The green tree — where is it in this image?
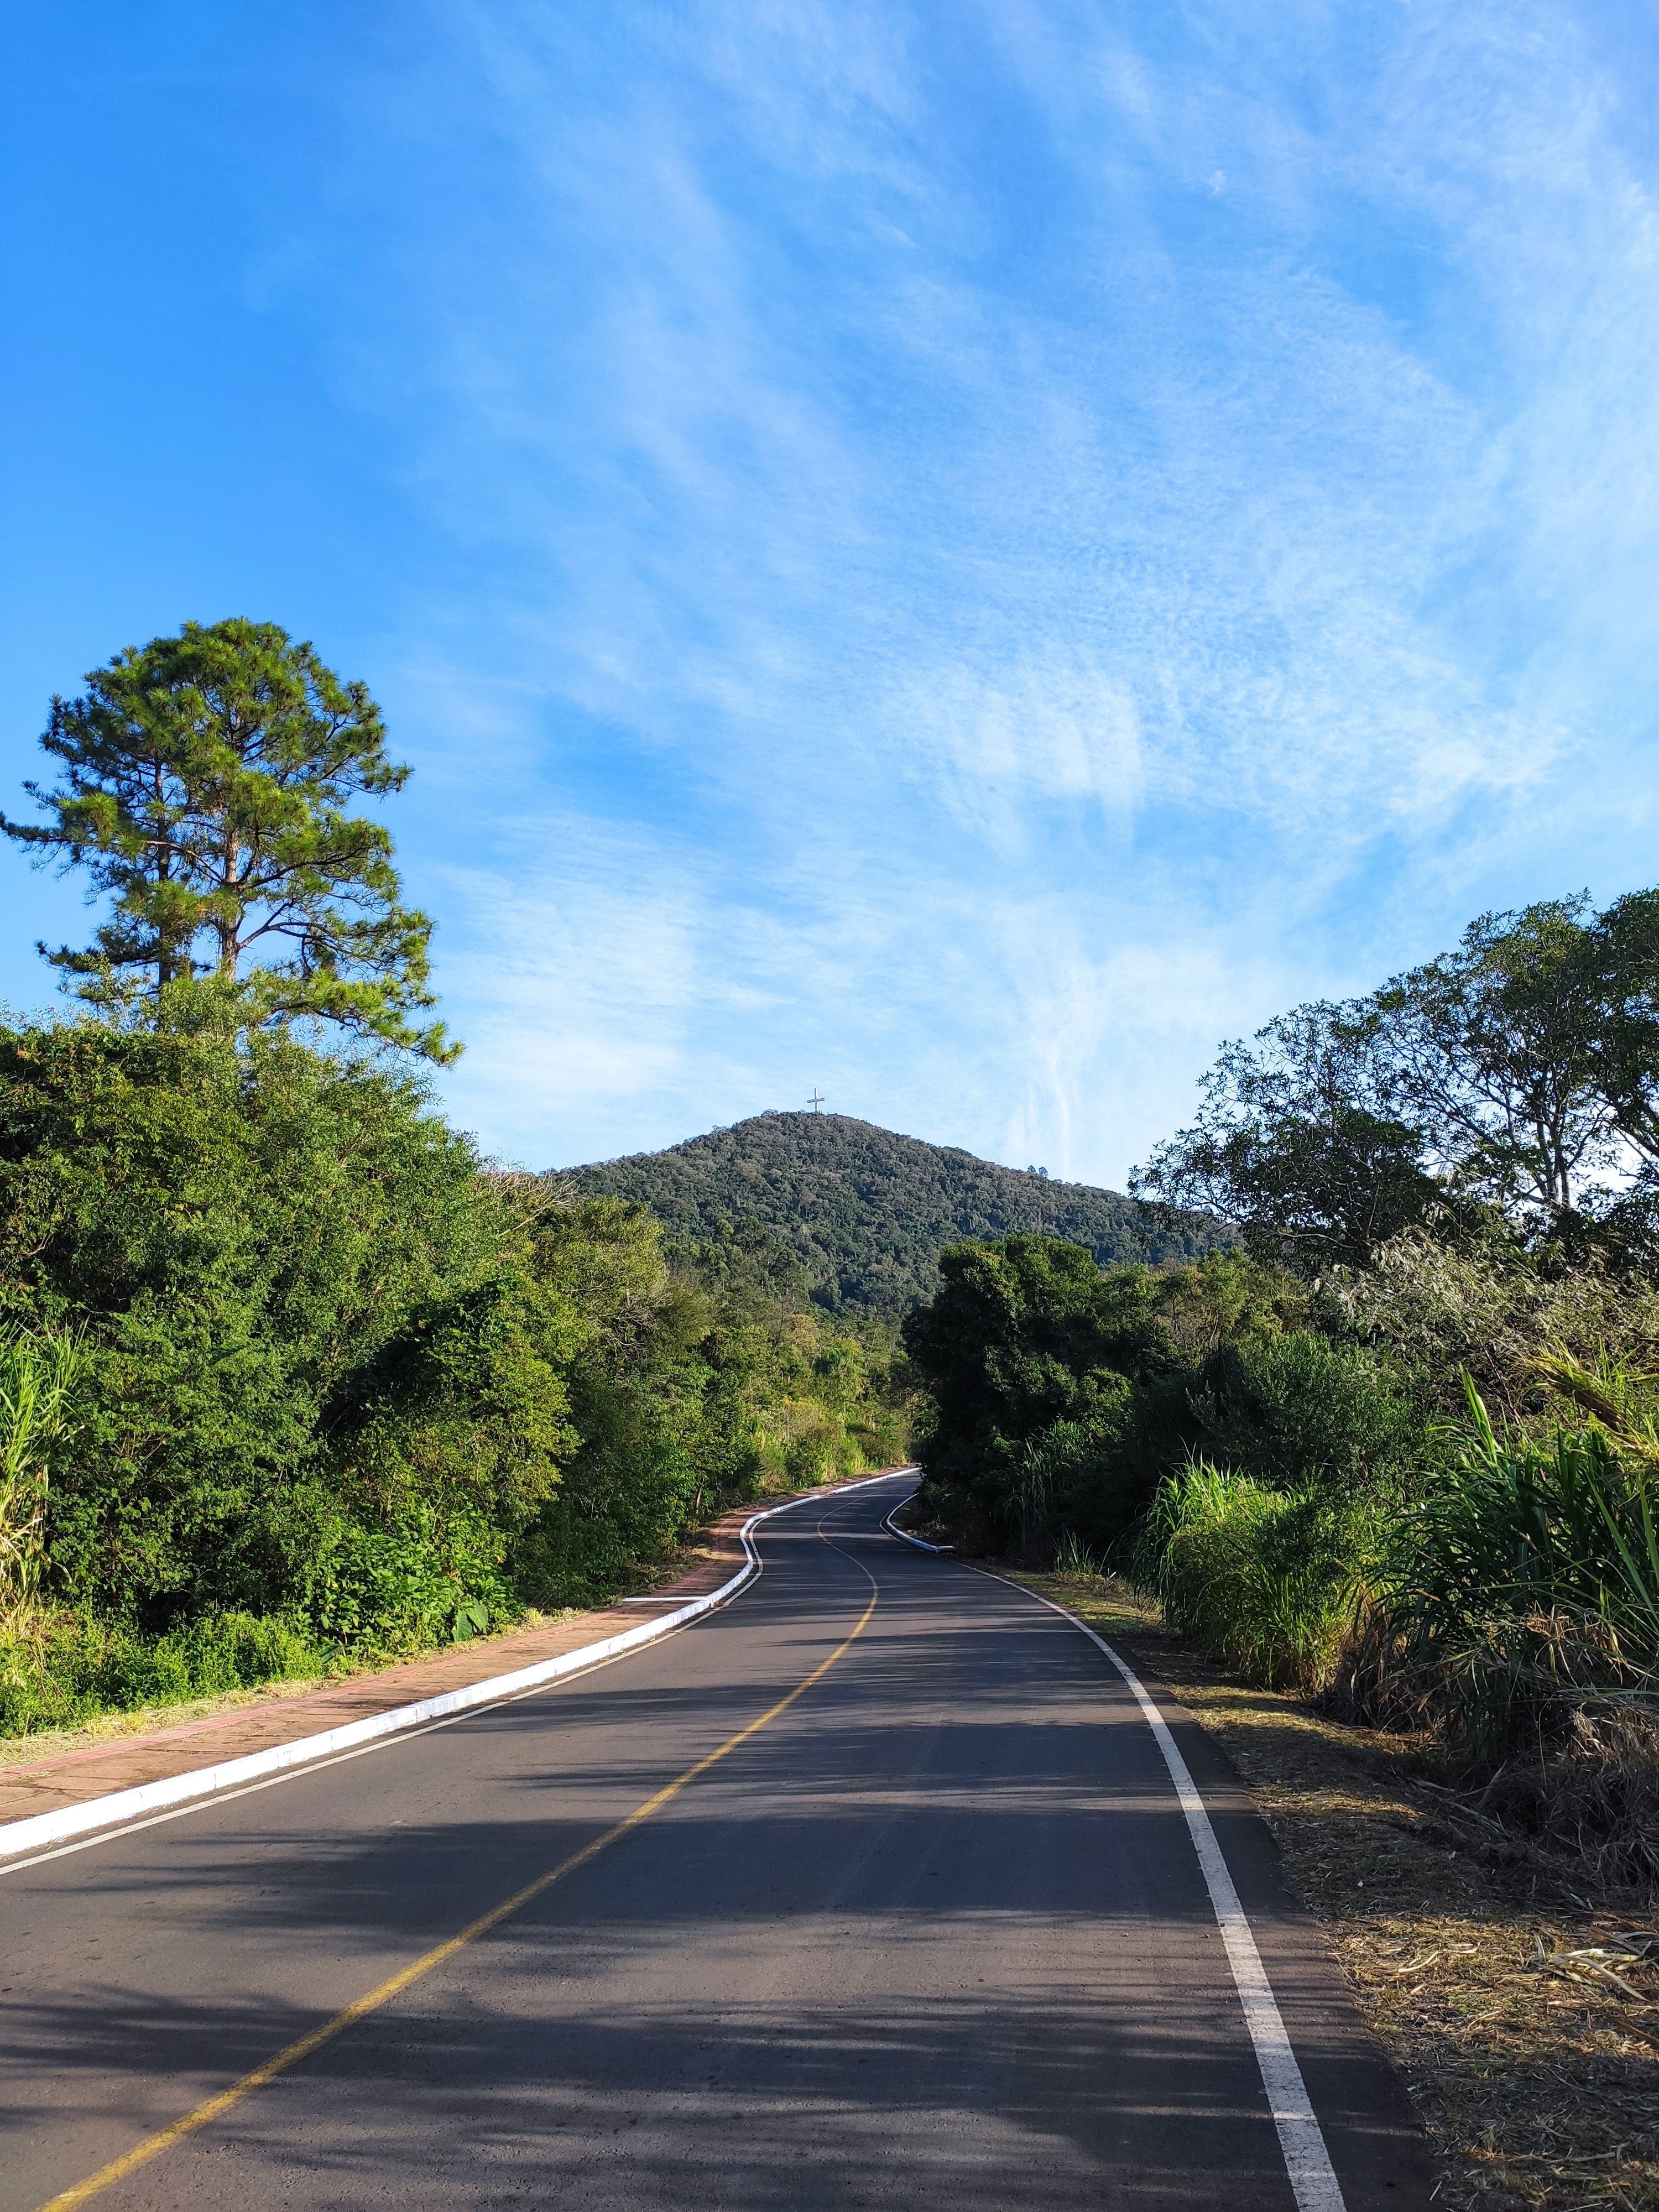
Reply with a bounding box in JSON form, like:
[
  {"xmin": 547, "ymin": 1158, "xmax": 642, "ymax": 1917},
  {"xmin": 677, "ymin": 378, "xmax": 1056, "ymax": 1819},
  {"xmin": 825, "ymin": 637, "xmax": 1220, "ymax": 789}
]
[
  {"xmin": 1376, "ymin": 898, "xmax": 1614, "ymax": 1232},
  {"xmin": 0, "ymin": 1023, "xmax": 508, "ymax": 1617},
  {"xmin": 1132, "ymin": 1001, "xmax": 1439, "ymax": 1272},
  {"xmin": 2, "ymin": 618, "xmax": 455, "ymax": 1061},
  {"xmin": 1580, "ymin": 886, "xmax": 1659, "ymax": 1251},
  {"xmin": 1136, "ymin": 898, "xmax": 1635, "ymax": 1268},
  {"xmin": 901, "ymin": 1237, "xmax": 1167, "ymax": 1504}
]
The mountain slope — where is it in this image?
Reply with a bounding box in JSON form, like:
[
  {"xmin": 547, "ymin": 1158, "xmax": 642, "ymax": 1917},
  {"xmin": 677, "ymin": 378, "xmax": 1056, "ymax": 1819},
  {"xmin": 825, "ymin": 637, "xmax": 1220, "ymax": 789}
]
[{"xmin": 559, "ymin": 1112, "xmax": 1229, "ymax": 1321}]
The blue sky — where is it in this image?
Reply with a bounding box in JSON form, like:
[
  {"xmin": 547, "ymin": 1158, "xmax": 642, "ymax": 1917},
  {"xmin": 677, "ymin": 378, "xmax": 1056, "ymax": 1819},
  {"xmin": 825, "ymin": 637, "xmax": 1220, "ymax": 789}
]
[{"xmin": 3, "ymin": 2, "xmax": 1657, "ymax": 1183}]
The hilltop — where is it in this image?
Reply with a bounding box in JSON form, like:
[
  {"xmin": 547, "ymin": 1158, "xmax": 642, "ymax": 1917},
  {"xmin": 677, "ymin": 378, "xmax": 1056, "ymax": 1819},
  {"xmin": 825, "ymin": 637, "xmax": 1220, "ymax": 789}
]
[{"xmin": 557, "ymin": 1112, "xmax": 1229, "ymax": 1322}]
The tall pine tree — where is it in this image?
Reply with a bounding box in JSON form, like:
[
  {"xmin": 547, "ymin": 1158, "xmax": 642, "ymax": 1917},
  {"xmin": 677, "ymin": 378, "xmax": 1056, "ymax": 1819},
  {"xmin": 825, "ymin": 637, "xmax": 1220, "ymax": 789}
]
[{"xmin": 3, "ymin": 619, "xmax": 456, "ymax": 1061}]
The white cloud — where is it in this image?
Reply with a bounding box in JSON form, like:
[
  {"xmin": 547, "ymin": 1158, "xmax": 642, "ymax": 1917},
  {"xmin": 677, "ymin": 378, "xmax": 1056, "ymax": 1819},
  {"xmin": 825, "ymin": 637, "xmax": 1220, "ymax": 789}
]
[{"xmin": 319, "ymin": 0, "xmax": 1659, "ymax": 1181}]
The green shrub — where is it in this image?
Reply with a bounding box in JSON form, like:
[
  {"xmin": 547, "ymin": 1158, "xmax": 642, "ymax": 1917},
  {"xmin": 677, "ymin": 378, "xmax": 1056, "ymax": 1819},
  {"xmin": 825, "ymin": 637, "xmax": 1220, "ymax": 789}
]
[
  {"xmin": 1366, "ymin": 1380, "xmax": 1659, "ymax": 1757},
  {"xmin": 1183, "ymin": 1330, "xmax": 1420, "ymax": 1493},
  {"xmin": 904, "ymin": 1238, "xmax": 1423, "ymax": 1558},
  {"xmin": 1135, "ymin": 1461, "xmax": 1377, "ymax": 1691},
  {"xmin": 288, "ymin": 1494, "xmax": 514, "ymax": 1653},
  {"xmin": 0, "ymin": 1608, "xmax": 320, "ymax": 1738}
]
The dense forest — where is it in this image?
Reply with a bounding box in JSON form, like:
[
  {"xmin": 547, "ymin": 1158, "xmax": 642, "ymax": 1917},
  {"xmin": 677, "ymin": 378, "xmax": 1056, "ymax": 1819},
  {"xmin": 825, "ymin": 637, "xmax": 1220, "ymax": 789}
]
[
  {"xmin": 564, "ymin": 1111, "xmax": 1227, "ymax": 1321},
  {"xmin": 905, "ymin": 895, "xmax": 1659, "ymax": 1888},
  {"xmin": 0, "ymin": 623, "xmax": 911, "ymax": 1736}
]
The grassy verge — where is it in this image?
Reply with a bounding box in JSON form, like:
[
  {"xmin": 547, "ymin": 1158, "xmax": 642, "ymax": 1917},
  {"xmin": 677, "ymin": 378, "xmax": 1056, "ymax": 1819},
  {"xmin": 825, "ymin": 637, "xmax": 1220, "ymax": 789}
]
[
  {"xmin": 0, "ymin": 1604, "xmax": 593, "ymax": 1773},
  {"xmin": 0, "ymin": 1474, "xmax": 825, "ymax": 1769},
  {"xmin": 1010, "ymin": 1566, "xmax": 1659, "ymax": 2212}
]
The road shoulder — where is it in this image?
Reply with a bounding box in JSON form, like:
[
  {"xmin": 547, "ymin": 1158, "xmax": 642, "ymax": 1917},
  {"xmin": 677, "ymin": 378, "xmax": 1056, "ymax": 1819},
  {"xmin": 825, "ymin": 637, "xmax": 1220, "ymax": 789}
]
[{"xmin": 1010, "ymin": 1567, "xmax": 1659, "ymax": 2212}]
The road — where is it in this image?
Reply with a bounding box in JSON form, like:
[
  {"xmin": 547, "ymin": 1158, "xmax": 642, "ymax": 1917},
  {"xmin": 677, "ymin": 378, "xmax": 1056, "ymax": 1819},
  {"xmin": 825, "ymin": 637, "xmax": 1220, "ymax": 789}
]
[{"xmin": 1, "ymin": 1472, "xmax": 1433, "ymax": 2210}]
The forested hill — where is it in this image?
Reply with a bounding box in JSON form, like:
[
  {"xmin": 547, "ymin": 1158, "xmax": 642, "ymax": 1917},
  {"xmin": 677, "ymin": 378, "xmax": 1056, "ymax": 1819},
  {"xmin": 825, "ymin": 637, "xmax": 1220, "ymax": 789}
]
[{"xmin": 559, "ymin": 1113, "xmax": 1229, "ymax": 1321}]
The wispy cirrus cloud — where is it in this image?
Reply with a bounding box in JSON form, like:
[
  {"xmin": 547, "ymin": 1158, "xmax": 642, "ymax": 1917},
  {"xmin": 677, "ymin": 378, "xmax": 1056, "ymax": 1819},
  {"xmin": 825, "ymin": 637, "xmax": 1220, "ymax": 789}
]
[{"xmin": 228, "ymin": 0, "xmax": 1659, "ymax": 1172}]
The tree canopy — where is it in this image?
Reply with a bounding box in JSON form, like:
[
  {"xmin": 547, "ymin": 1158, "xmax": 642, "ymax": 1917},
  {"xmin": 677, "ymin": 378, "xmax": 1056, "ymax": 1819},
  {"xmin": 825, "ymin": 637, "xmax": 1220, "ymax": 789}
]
[
  {"xmin": 900, "ymin": 1237, "xmax": 1169, "ymax": 1494},
  {"xmin": 1133, "ymin": 893, "xmax": 1659, "ymax": 1269},
  {"xmin": 2, "ymin": 618, "xmax": 454, "ymax": 1061}
]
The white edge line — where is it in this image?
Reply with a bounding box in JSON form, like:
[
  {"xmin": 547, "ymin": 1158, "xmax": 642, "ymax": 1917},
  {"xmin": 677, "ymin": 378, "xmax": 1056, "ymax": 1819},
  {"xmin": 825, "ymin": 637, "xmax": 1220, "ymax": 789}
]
[
  {"xmin": 0, "ymin": 1469, "xmax": 913, "ymax": 1868},
  {"xmin": 890, "ymin": 1520, "xmax": 1347, "ymax": 2212}
]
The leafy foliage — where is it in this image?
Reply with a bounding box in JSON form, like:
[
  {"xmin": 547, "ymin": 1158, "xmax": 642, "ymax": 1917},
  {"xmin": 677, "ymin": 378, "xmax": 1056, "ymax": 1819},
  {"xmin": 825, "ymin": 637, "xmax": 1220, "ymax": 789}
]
[
  {"xmin": 523, "ymin": 1196, "xmax": 912, "ymax": 1605},
  {"xmin": 1135, "ymin": 893, "xmax": 1659, "ymax": 1268},
  {"xmin": 904, "ymin": 1240, "xmax": 1417, "ymax": 1555},
  {"xmin": 566, "ymin": 1110, "xmax": 1228, "ymax": 1321},
  {"xmin": 901, "ymin": 1238, "xmax": 1161, "ymax": 1515},
  {"xmin": 0, "ymin": 1024, "xmax": 915, "ymax": 1734},
  {"xmin": 0, "ymin": 1021, "xmax": 513, "ymax": 1620},
  {"xmin": 1, "ymin": 618, "xmax": 453, "ymax": 1058},
  {"xmin": 1130, "ymin": 1001, "xmax": 1439, "ymax": 1271}
]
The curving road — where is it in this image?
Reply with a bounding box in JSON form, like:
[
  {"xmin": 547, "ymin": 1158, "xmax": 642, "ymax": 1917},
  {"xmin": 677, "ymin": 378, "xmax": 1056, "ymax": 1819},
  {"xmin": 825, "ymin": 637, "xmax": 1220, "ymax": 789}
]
[{"xmin": 1, "ymin": 1473, "xmax": 1433, "ymax": 2210}]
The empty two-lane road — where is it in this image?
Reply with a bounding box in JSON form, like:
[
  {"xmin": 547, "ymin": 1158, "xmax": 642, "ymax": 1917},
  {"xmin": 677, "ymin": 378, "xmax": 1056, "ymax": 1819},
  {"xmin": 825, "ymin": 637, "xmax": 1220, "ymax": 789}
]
[{"xmin": 1, "ymin": 1473, "xmax": 1432, "ymax": 2210}]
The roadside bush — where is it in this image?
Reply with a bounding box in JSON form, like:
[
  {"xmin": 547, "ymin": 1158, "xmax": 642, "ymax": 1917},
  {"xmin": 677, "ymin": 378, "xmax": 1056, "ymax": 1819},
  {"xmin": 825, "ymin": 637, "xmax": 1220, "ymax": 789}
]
[
  {"xmin": 516, "ymin": 1201, "xmax": 909, "ymax": 1609},
  {"xmin": 1361, "ymin": 1381, "xmax": 1659, "ymax": 1756},
  {"xmin": 905, "ymin": 1237, "xmax": 1421, "ymax": 1561},
  {"xmin": 0, "ymin": 1609, "xmax": 320, "ymax": 1737},
  {"xmin": 1180, "ymin": 1330, "xmax": 1420, "ymax": 1493},
  {"xmin": 287, "ymin": 1492, "xmax": 515, "ymax": 1653},
  {"xmin": 1134, "ymin": 1462, "xmax": 1378, "ymax": 1691}
]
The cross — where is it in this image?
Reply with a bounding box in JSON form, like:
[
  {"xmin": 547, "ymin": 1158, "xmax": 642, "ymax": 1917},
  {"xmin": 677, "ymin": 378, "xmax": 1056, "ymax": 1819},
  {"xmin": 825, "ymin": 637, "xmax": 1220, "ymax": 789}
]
[{"xmin": 808, "ymin": 1089, "xmax": 825, "ymax": 1113}]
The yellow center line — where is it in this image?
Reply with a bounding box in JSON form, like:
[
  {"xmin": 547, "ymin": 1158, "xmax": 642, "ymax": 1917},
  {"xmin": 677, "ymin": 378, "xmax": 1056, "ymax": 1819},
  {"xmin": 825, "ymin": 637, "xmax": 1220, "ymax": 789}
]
[{"xmin": 38, "ymin": 1527, "xmax": 879, "ymax": 2212}]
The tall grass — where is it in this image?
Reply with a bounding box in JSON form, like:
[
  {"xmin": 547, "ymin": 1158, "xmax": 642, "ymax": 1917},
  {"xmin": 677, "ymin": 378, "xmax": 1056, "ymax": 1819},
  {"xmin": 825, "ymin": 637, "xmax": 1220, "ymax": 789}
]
[
  {"xmin": 1387, "ymin": 1379, "xmax": 1657, "ymax": 1657},
  {"xmin": 0, "ymin": 1610, "xmax": 321, "ymax": 1739},
  {"xmin": 1133, "ymin": 1371, "xmax": 1659, "ymax": 1714},
  {"xmin": 1367, "ymin": 1376, "xmax": 1659, "ymax": 1762},
  {"xmin": 1133, "ymin": 1461, "xmax": 1376, "ymax": 1691},
  {"xmin": 1126, "ymin": 1368, "xmax": 1659, "ymax": 1886},
  {"xmin": 0, "ymin": 1327, "xmax": 84, "ymax": 1630}
]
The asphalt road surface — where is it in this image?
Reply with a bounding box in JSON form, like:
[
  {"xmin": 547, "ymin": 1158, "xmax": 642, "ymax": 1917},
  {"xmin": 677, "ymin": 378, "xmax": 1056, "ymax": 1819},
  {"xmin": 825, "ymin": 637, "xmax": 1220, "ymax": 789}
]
[{"xmin": 1, "ymin": 1472, "xmax": 1434, "ymax": 2210}]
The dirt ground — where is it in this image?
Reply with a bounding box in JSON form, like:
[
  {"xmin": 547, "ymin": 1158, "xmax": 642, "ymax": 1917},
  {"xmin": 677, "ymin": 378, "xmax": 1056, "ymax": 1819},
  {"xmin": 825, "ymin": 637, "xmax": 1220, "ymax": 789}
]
[{"xmin": 1011, "ymin": 1567, "xmax": 1659, "ymax": 2212}]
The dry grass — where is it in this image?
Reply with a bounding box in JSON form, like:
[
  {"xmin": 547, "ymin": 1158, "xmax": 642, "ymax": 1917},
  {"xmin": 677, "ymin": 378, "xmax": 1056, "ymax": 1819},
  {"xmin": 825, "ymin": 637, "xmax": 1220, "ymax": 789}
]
[{"xmin": 1012, "ymin": 1566, "xmax": 1659, "ymax": 2212}]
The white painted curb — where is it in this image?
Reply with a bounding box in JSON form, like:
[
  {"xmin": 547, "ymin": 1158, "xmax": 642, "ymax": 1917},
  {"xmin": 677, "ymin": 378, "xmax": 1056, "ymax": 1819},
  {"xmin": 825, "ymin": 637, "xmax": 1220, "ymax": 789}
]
[
  {"xmin": 882, "ymin": 1499, "xmax": 952, "ymax": 1552},
  {"xmin": 0, "ymin": 1469, "xmax": 911, "ymax": 1865}
]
